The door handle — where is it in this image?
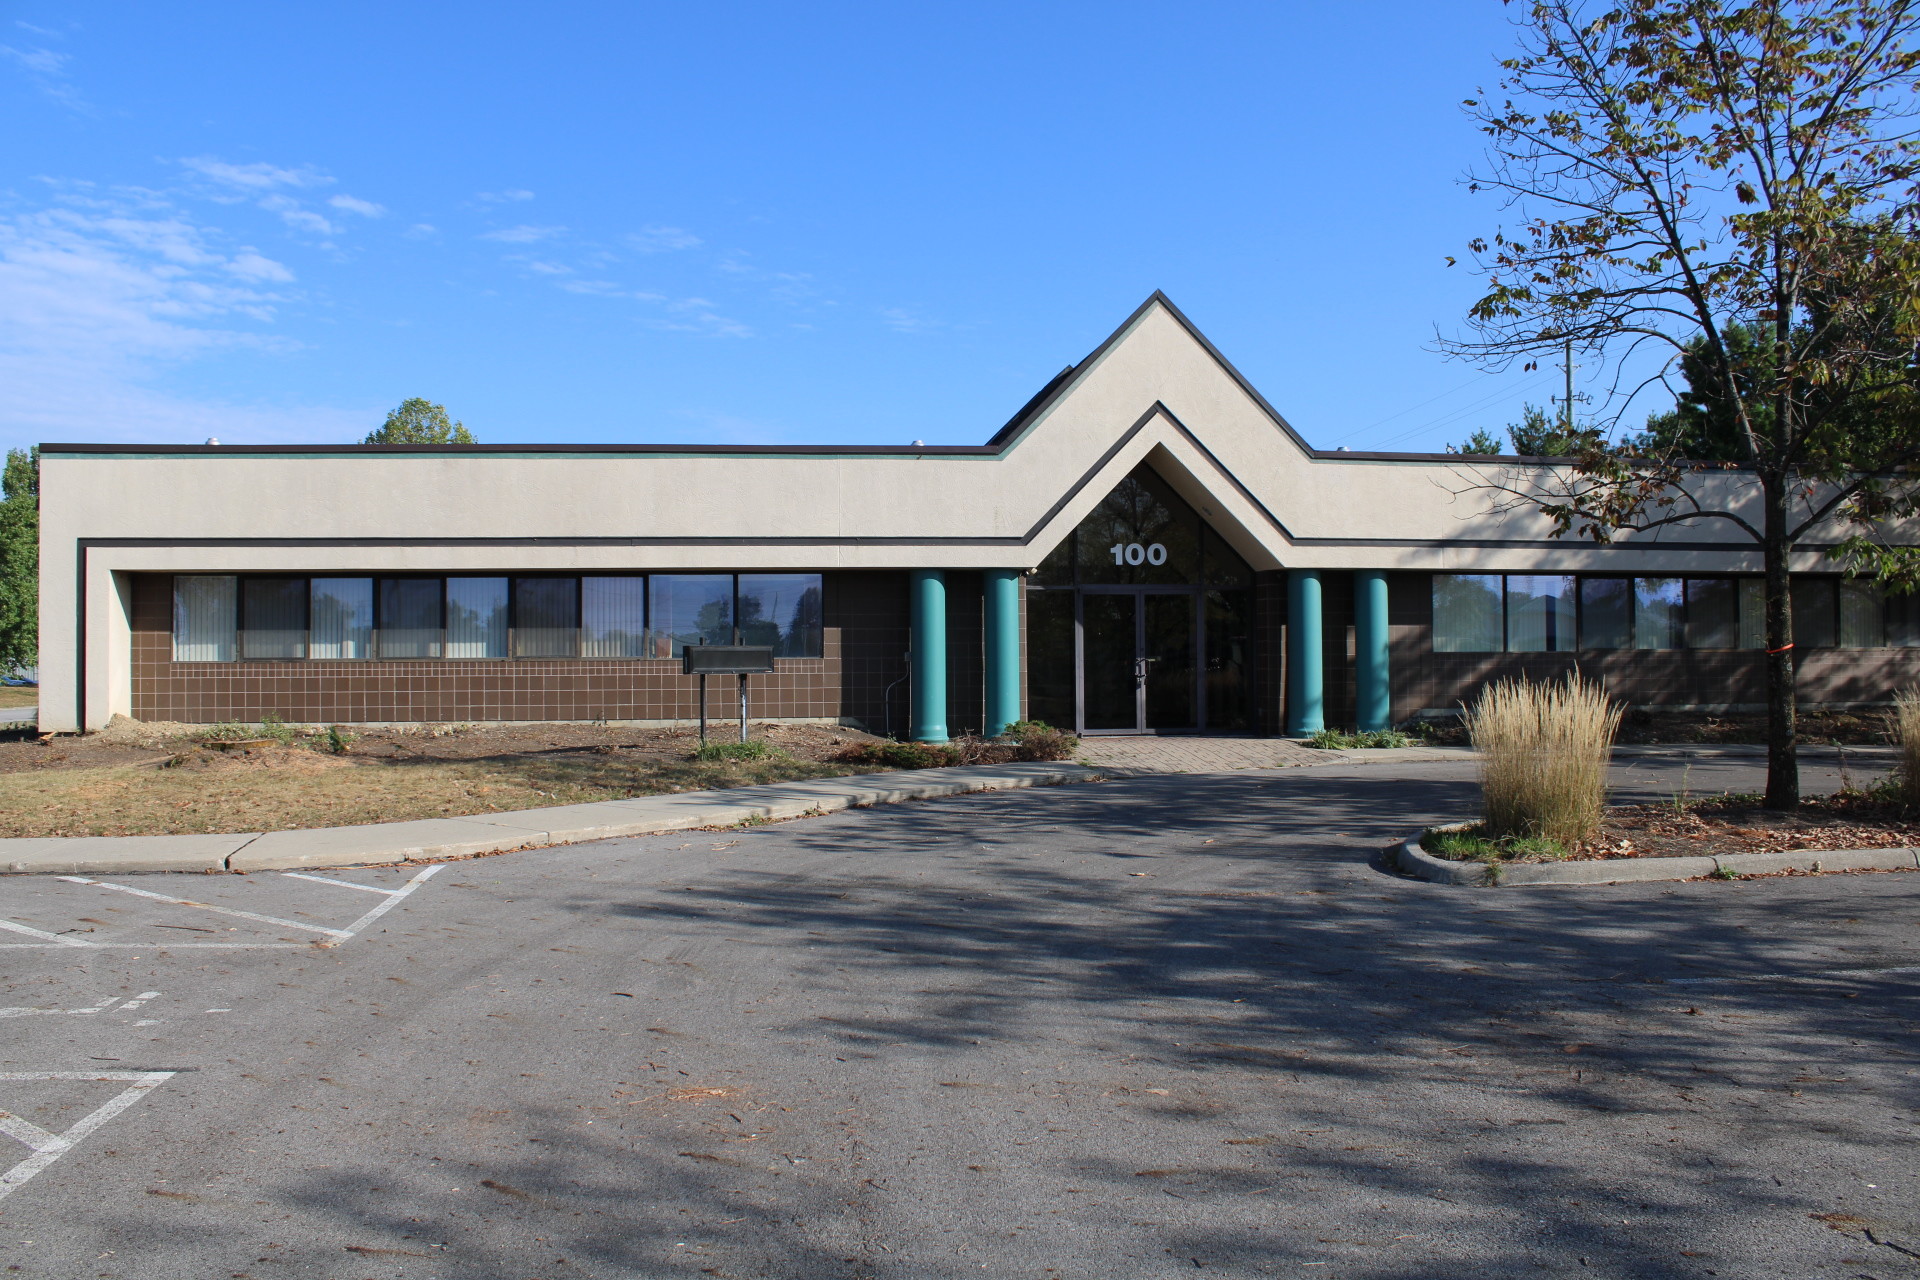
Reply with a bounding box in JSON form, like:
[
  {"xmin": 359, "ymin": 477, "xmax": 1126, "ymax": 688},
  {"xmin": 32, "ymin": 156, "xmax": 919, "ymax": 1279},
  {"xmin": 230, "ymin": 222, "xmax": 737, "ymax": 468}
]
[{"xmin": 1135, "ymin": 656, "xmax": 1158, "ymax": 682}]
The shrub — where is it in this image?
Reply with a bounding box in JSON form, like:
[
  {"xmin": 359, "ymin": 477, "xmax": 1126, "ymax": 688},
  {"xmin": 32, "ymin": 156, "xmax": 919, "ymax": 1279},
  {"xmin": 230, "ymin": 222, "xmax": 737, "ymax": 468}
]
[
  {"xmin": 1421, "ymin": 824, "xmax": 1567, "ymax": 861},
  {"xmin": 1306, "ymin": 728, "xmax": 1410, "ymax": 750},
  {"xmin": 690, "ymin": 738, "xmax": 786, "ymax": 763},
  {"xmin": 200, "ymin": 721, "xmax": 259, "ymax": 743},
  {"xmin": 1465, "ymin": 674, "xmax": 1621, "ymax": 845},
  {"xmin": 840, "ymin": 740, "xmax": 961, "ymax": 768},
  {"xmin": 320, "ymin": 724, "xmax": 357, "ymax": 755},
  {"xmin": 1894, "ymin": 689, "xmax": 1920, "ymax": 806},
  {"xmin": 1002, "ymin": 719, "xmax": 1080, "ymax": 761}
]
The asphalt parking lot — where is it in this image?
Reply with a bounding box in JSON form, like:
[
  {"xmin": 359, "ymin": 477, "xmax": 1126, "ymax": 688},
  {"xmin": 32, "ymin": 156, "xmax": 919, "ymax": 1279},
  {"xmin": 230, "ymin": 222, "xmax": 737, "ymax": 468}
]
[{"xmin": 1, "ymin": 756, "xmax": 1916, "ymax": 1280}]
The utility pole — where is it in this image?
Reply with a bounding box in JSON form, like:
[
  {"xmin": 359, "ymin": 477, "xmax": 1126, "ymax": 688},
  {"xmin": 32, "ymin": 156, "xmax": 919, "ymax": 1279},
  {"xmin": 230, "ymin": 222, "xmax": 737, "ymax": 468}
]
[{"xmin": 1559, "ymin": 338, "xmax": 1575, "ymax": 434}]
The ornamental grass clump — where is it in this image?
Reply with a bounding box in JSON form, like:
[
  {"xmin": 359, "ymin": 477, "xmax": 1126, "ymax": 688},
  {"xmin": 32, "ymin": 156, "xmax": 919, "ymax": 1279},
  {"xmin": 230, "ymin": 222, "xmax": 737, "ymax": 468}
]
[
  {"xmin": 1465, "ymin": 675, "xmax": 1622, "ymax": 846},
  {"xmin": 1893, "ymin": 689, "xmax": 1920, "ymax": 806}
]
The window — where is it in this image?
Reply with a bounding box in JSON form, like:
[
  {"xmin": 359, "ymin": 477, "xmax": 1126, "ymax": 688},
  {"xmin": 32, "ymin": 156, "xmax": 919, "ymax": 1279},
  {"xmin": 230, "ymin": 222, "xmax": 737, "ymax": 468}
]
[
  {"xmin": 241, "ymin": 578, "xmax": 308, "ymax": 659},
  {"xmin": 1738, "ymin": 579, "xmax": 1765, "ymax": 649},
  {"xmin": 1579, "ymin": 579, "xmax": 1631, "ymax": 650},
  {"xmin": 1433, "ymin": 575, "xmax": 1503, "ymax": 652},
  {"xmin": 581, "ymin": 577, "xmax": 647, "ymax": 657},
  {"xmin": 378, "ymin": 578, "xmax": 443, "ymax": 659},
  {"xmin": 310, "ymin": 578, "xmax": 373, "ymax": 659},
  {"xmin": 172, "ymin": 576, "xmax": 236, "ymax": 662},
  {"xmin": 1506, "ymin": 575, "xmax": 1575, "ymax": 652},
  {"xmin": 1633, "ymin": 578, "xmax": 1684, "ymax": 649},
  {"xmin": 445, "ymin": 578, "xmax": 509, "ymax": 659},
  {"xmin": 514, "ymin": 578, "xmax": 579, "ymax": 657},
  {"xmin": 737, "ymin": 574, "xmax": 823, "ymax": 658},
  {"xmin": 1792, "ymin": 578, "xmax": 1837, "ymax": 648},
  {"xmin": 1684, "ymin": 579, "xmax": 1738, "ymax": 649},
  {"xmin": 1840, "ymin": 579, "xmax": 1886, "ymax": 647},
  {"xmin": 649, "ymin": 575, "xmax": 734, "ymax": 657},
  {"xmin": 1891, "ymin": 589, "xmax": 1920, "ymax": 648}
]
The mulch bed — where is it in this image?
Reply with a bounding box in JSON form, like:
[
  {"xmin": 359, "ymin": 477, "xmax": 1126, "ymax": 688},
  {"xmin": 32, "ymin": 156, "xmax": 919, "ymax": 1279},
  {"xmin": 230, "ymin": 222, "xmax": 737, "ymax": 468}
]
[{"xmin": 1575, "ymin": 791, "xmax": 1920, "ymax": 860}]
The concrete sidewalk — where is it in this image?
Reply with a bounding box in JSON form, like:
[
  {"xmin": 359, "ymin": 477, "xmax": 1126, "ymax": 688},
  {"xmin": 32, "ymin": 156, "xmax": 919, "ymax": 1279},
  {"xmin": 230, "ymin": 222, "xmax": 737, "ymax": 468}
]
[{"xmin": 0, "ymin": 762, "xmax": 1105, "ymax": 877}]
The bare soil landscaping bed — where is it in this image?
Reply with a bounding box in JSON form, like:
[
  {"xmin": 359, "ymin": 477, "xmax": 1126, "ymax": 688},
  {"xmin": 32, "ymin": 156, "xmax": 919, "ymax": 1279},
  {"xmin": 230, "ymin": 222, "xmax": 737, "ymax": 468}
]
[
  {"xmin": 0, "ymin": 717, "xmax": 1079, "ymax": 838},
  {"xmin": 1425, "ymin": 789, "xmax": 1920, "ymax": 865}
]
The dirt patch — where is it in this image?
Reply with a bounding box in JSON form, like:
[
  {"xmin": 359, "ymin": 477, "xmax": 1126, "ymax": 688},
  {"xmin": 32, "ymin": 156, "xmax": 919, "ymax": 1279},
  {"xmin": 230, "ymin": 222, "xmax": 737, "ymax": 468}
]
[{"xmin": 0, "ymin": 719, "xmax": 899, "ymax": 838}]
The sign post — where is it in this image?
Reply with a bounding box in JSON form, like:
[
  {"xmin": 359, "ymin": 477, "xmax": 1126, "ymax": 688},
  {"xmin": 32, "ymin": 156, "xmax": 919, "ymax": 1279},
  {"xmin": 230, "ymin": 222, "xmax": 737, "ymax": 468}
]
[{"xmin": 681, "ymin": 645, "xmax": 777, "ymax": 745}]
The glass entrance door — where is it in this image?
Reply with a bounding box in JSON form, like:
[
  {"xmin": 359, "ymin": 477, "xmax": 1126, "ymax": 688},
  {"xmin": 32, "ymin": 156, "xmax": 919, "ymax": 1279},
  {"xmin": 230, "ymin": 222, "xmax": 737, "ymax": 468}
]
[{"xmin": 1080, "ymin": 589, "xmax": 1199, "ymax": 734}]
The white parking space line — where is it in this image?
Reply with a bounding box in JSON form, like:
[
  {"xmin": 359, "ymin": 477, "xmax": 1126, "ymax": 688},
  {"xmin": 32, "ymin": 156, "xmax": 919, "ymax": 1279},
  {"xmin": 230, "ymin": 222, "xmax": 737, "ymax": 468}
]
[
  {"xmin": 1, "ymin": 864, "xmax": 444, "ymax": 950},
  {"xmin": 0, "ymin": 1071, "xmax": 175, "ymax": 1202},
  {"xmin": 333, "ymin": 864, "xmax": 443, "ymax": 936},
  {"xmin": 0, "ymin": 919, "xmax": 90, "ymax": 946},
  {"xmin": 0, "ymin": 992, "xmax": 161, "ymax": 1020},
  {"xmin": 279, "ymin": 872, "xmax": 394, "ymax": 894},
  {"xmin": 56, "ymin": 878, "xmax": 354, "ymax": 939}
]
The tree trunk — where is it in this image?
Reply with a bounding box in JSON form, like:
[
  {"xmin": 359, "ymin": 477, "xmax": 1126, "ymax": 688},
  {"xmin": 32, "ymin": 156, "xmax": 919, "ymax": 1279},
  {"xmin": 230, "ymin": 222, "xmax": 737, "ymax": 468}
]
[{"xmin": 1762, "ymin": 473, "xmax": 1799, "ymax": 809}]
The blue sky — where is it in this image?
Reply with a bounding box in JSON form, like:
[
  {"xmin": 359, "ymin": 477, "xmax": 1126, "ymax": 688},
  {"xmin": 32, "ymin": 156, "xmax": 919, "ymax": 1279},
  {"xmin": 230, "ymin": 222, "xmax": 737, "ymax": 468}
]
[{"xmin": 0, "ymin": 2, "xmax": 1620, "ymax": 456}]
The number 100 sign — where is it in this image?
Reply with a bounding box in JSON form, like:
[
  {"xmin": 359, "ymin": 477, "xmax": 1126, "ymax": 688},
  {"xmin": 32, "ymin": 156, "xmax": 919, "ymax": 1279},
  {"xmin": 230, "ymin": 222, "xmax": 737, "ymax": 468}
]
[{"xmin": 1110, "ymin": 542, "xmax": 1167, "ymax": 566}]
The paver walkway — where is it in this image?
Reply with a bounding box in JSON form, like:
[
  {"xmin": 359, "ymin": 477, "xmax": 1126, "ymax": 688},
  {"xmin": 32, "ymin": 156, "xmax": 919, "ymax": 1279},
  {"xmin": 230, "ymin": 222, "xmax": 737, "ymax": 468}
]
[{"xmin": 1075, "ymin": 733, "xmax": 1468, "ymax": 772}]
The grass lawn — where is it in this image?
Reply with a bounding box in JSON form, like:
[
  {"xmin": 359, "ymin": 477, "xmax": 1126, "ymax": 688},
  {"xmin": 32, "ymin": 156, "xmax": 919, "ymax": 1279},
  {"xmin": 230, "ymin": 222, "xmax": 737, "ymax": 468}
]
[
  {"xmin": 0, "ymin": 686, "xmax": 35, "ymax": 709},
  {"xmin": 0, "ymin": 746, "xmax": 880, "ymax": 838}
]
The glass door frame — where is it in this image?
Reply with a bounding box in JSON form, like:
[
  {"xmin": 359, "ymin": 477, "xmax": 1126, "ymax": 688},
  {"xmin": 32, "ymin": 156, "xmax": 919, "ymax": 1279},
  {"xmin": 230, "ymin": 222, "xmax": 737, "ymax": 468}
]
[{"xmin": 1074, "ymin": 585, "xmax": 1208, "ymax": 736}]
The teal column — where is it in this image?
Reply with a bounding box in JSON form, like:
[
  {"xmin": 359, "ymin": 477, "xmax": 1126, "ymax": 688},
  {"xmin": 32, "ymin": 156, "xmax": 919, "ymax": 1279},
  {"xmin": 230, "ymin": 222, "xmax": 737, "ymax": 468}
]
[
  {"xmin": 1285, "ymin": 569, "xmax": 1324, "ymax": 737},
  {"xmin": 909, "ymin": 569, "xmax": 948, "ymax": 742},
  {"xmin": 984, "ymin": 569, "xmax": 1021, "ymax": 738},
  {"xmin": 1354, "ymin": 569, "xmax": 1390, "ymax": 732}
]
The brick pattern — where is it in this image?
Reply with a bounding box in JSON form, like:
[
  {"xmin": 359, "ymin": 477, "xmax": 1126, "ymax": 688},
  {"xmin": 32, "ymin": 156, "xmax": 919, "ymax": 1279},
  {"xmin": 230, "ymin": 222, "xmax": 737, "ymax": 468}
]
[{"xmin": 131, "ymin": 571, "xmax": 918, "ymax": 727}]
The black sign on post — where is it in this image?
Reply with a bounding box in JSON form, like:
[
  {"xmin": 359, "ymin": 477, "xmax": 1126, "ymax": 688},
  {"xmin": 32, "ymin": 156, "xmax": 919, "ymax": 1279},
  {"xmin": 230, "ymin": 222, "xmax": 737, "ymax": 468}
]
[{"xmin": 682, "ymin": 645, "xmax": 776, "ymax": 744}]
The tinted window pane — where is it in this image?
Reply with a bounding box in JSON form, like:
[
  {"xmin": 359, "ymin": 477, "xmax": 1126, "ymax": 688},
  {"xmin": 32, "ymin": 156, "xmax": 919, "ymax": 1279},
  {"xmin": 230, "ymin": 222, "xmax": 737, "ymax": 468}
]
[
  {"xmin": 581, "ymin": 577, "xmax": 648, "ymax": 658},
  {"xmin": 240, "ymin": 578, "xmax": 307, "ymax": 659},
  {"xmin": 173, "ymin": 575, "xmax": 236, "ymax": 662},
  {"xmin": 1634, "ymin": 578, "xmax": 1683, "ymax": 649},
  {"xmin": 1201, "ymin": 524, "xmax": 1254, "ymax": 588},
  {"xmin": 379, "ymin": 579, "xmax": 443, "ymax": 659},
  {"xmin": 1890, "ymin": 589, "xmax": 1920, "ymax": 648},
  {"xmin": 514, "ymin": 578, "xmax": 578, "ymax": 657},
  {"xmin": 1026, "ymin": 588, "xmax": 1075, "ymax": 731},
  {"xmin": 1205, "ymin": 589, "xmax": 1252, "ymax": 730},
  {"xmin": 1507, "ymin": 575, "xmax": 1575, "ymax": 652},
  {"xmin": 738, "ymin": 574, "xmax": 823, "ymax": 658},
  {"xmin": 1738, "ymin": 579, "xmax": 1765, "ymax": 648},
  {"xmin": 1032, "ymin": 534, "xmax": 1075, "ymax": 587},
  {"xmin": 310, "ymin": 578, "xmax": 373, "ymax": 660},
  {"xmin": 1074, "ymin": 468, "xmax": 1201, "ymax": 584},
  {"xmin": 1686, "ymin": 579, "xmax": 1738, "ymax": 649},
  {"xmin": 650, "ymin": 575, "xmax": 733, "ymax": 657},
  {"xmin": 1433, "ymin": 575, "xmax": 1502, "ymax": 652},
  {"xmin": 1792, "ymin": 578, "xmax": 1837, "ymax": 648},
  {"xmin": 1840, "ymin": 579, "xmax": 1885, "ymax": 647},
  {"xmin": 1579, "ymin": 579, "xmax": 1630, "ymax": 649},
  {"xmin": 445, "ymin": 578, "xmax": 508, "ymax": 658}
]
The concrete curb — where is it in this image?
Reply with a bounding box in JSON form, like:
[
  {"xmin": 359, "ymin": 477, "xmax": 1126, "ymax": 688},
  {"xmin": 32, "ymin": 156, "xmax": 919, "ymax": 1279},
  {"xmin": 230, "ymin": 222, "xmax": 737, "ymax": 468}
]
[
  {"xmin": 1394, "ymin": 830, "xmax": 1920, "ymax": 887},
  {"xmin": 1, "ymin": 762, "xmax": 1107, "ymax": 876}
]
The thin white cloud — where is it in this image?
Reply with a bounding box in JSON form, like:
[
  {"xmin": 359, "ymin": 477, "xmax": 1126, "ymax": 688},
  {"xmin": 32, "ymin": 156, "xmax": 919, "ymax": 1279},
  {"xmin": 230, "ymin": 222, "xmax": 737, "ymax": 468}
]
[
  {"xmin": 880, "ymin": 306, "xmax": 939, "ymax": 334},
  {"xmin": 259, "ymin": 195, "xmax": 338, "ymax": 237},
  {"xmin": 628, "ymin": 225, "xmax": 701, "ymax": 253},
  {"xmin": 1, "ymin": 42, "xmax": 85, "ymax": 110},
  {"xmin": 0, "ymin": 192, "xmax": 361, "ymax": 449},
  {"xmin": 479, "ymin": 224, "xmax": 565, "ymax": 243},
  {"xmin": 1, "ymin": 44, "xmax": 64, "ymax": 75},
  {"xmin": 476, "ymin": 189, "xmax": 535, "ymax": 204},
  {"xmin": 404, "ymin": 223, "xmax": 437, "ymax": 238},
  {"xmin": 179, "ymin": 156, "xmax": 331, "ymax": 191},
  {"xmin": 327, "ymin": 194, "xmax": 385, "ymax": 218}
]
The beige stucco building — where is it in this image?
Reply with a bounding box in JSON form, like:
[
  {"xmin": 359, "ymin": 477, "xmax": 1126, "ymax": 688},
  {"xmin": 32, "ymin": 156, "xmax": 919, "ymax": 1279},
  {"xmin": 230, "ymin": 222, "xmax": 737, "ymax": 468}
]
[{"xmin": 36, "ymin": 294, "xmax": 1918, "ymax": 738}]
